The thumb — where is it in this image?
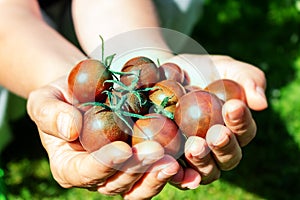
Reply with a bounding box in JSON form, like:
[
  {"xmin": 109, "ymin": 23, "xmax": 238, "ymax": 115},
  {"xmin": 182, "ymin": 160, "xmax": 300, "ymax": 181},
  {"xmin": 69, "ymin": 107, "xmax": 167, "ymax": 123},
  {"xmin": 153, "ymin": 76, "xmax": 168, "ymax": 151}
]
[
  {"xmin": 238, "ymin": 76, "xmax": 268, "ymax": 111},
  {"xmin": 27, "ymin": 84, "xmax": 82, "ymax": 141},
  {"xmin": 212, "ymin": 55, "xmax": 268, "ymax": 111}
]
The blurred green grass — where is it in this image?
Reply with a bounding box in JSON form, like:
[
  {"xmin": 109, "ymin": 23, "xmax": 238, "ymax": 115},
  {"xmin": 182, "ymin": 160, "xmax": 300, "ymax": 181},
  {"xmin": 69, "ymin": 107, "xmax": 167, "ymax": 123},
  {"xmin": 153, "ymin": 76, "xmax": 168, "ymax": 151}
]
[{"xmin": 2, "ymin": 0, "xmax": 300, "ymax": 199}]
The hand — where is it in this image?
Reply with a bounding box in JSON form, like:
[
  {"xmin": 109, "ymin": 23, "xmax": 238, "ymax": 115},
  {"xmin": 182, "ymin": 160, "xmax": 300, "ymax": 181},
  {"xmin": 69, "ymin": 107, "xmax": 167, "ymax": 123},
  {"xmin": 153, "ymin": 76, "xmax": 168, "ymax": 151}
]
[
  {"xmin": 165, "ymin": 54, "xmax": 267, "ymax": 188},
  {"xmin": 26, "ymin": 77, "xmax": 180, "ymax": 199}
]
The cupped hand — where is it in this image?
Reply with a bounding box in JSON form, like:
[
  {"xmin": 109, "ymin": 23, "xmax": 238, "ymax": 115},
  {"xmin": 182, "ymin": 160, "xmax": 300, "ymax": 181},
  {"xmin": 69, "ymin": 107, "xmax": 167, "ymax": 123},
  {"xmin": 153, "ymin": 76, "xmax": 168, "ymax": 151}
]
[
  {"xmin": 26, "ymin": 77, "xmax": 180, "ymax": 199},
  {"xmin": 165, "ymin": 54, "xmax": 267, "ymax": 188}
]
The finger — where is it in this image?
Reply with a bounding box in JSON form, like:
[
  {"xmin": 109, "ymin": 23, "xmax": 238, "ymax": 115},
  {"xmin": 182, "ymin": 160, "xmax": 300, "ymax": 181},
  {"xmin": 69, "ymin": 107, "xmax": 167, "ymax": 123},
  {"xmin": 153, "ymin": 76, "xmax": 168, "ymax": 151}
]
[
  {"xmin": 206, "ymin": 125, "xmax": 242, "ymax": 171},
  {"xmin": 123, "ymin": 155, "xmax": 180, "ymax": 200},
  {"xmin": 212, "ymin": 55, "xmax": 268, "ymax": 111},
  {"xmin": 43, "ymin": 135, "xmax": 133, "ymax": 188},
  {"xmin": 223, "ymin": 99, "xmax": 257, "ymax": 147},
  {"xmin": 170, "ymin": 166, "xmax": 201, "ymax": 190},
  {"xmin": 27, "ymin": 85, "xmax": 82, "ymax": 141},
  {"xmin": 184, "ymin": 136, "xmax": 220, "ymax": 184},
  {"xmin": 97, "ymin": 141, "xmax": 164, "ymax": 195},
  {"xmin": 240, "ymin": 78, "xmax": 268, "ymax": 111}
]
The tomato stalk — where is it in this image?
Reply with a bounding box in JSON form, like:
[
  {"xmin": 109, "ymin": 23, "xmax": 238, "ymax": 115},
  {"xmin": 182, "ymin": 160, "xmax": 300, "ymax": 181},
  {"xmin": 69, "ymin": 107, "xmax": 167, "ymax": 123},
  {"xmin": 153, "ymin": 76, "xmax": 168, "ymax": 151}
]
[
  {"xmin": 80, "ymin": 89, "xmax": 155, "ymax": 137},
  {"xmin": 104, "ymin": 70, "xmax": 154, "ymax": 108},
  {"xmin": 152, "ymin": 96, "xmax": 175, "ymax": 119}
]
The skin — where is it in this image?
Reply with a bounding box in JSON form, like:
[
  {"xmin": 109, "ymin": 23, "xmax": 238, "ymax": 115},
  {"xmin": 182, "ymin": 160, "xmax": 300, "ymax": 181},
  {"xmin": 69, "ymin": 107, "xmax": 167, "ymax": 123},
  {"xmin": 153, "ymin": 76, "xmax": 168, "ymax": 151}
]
[
  {"xmin": 0, "ymin": 0, "xmax": 268, "ymax": 199},
  {"xmin": 168, "ymin": 54, "xmax": 267, "ymax": 186}
]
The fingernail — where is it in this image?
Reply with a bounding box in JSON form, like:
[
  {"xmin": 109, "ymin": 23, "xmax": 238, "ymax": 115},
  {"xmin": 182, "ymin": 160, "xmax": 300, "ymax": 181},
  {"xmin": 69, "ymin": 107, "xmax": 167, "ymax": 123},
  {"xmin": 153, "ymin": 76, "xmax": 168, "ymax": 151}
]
[
  {"xmin": 157, "ymin": 162, "xmax": 178, "ymax": 181},
  {"xmin": 111, "ymin": 151, "xmax": 132, "ymax": 165},
  {"xmin": 181, "ymin": 182, "xmax": 199, "ymax": 190},
  {"xmin": 142, "ymin": 157, "xmax": 161, "ymax": 166},
  {"xmin": 256, "ymin": 86, "xmax": 266, "ymax": 99},
  {"xmin": 185, "ymin": 137, "xmax": 210, "ymax": 158},
  {"xmin": 191, "ymin": 143, "xmax": 210, "ymax": 158},
  {"xmin": 157, "ymin": 169, "xmax": 174, "ymax": 181},
  {"xmin": 208, "ymin": 129, "xmax": 230, "ymax": 147},
  {"xmin": 215, "ymin": 132, "xmax": 230, "ymax": 147},
  {"xmin": 227, "ymin": 105, "xmax": 244, "ymax": 121},
  {"xmin": 256, "ymin": 86, "xmax": 268, "ymax": 106},
  {"xmin": 57, "ymin": 112, "xmax": 71, "ymax": 139}
]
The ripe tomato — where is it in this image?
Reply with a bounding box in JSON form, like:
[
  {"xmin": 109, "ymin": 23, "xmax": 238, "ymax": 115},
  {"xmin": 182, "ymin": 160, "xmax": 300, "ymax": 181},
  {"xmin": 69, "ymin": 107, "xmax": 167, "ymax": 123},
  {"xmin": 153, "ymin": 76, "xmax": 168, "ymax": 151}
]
[
  {"xmin": 120, "ymin": 56, "xmax": 161, "ymax": 89},
  {"xmin": 80, "ymin": 106, "xmax": 131, "ymax": 152},
  {"xmin": 132, "ymin": 113, "xmax": 183, "ymax": 157},
  {"xmin": 184, "ymin": 85, "xmax": 203, "ymax": 93},
  {"xmin": 205, "ymin": 79, "xmax": 246, "ymax": 103},
  {"xmin": 123, "ymin": 92, "xmax": 150, "ymax": 115},
  {"xmin": 106, "ymin": 90, "xmax": 150, "ymax": 115},
  {"xmin": 174, "ymin": 90, "xmax": 224, "ymax": 138},
  {"xmin": 159, "ymin": 62, "xmax": 186, "ymax": 84},
  {"xmin": 68, "ymin": 59, "xmax": 113, "ymax": 103},
  {"xmin": 149, "ymin": 79, "xmax": 186, "ymax": 114}
]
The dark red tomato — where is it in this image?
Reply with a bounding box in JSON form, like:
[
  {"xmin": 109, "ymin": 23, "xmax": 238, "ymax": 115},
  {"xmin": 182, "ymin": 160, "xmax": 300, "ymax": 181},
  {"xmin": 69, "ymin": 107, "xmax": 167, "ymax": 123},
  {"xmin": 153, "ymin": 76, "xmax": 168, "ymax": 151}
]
[
  {"xmin": 120, "ymin": 56, "xmax": 160, "ymax": 89},
  {"xmin": 184, "ymin": 85, "xmax": 203, "ymax": 93},
  {"xmin": 132, "ymin": 113, "xmax": 182, "ymax": 157},
  {"xmin": 68, "ymin": 59, "xmax": 113, "ymax": 103},
  {"xmin": 205, "ymin": 79, "xmax": 246, "ymax": 103},
  {"xmin": 106, "ymin": 90, "xmax": 150, "ymax": 115},
  {"xmin": 149, "ymin": 80, "xmax": 186, "ymax": 114},
  {"xmin": 174, "ymin": 90, "xmax": 224, "ymax": 138},
  {"xmin": 159, "ymin": 62, "xmax": 186, "ymax": 84},
  {"xmin": 123, "ymin": 92, "xmax": 150, "ymax": 115},
  {"xmin": 80, "ymin": 106, "xmax": 131, "ymax": 152}
]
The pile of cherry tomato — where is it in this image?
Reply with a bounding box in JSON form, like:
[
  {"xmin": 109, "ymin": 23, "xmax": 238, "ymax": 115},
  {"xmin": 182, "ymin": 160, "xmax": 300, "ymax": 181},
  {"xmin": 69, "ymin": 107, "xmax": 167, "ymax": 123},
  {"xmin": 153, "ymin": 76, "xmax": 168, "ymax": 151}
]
[{"xmin": 68, "ymin": 55, "xmax": 246, "ymax": 158}]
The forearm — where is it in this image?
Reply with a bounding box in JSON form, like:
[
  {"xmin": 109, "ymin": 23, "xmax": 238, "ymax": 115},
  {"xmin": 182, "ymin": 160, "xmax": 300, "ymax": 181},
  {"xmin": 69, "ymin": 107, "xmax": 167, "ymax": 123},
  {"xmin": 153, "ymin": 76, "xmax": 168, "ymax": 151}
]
[
  {"xmin": 0, "ymin": 0, "xmax": 86, "ymax": 98},
  {"xmin": 72, "ymin": 0, "xmax": 172, "ymax": 64}
]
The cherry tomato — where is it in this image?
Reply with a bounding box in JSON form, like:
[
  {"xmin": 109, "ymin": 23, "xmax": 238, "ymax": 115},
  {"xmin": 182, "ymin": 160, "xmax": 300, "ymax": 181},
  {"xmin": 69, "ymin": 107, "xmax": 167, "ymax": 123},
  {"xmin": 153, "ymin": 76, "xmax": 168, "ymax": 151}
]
[
  {"xmin": 123, "ymin": 92, "xmax": 150, "ymax": 115},
  {"xmin": 184, "ymin": 85, "xmax": 203, "ymax": 93},
  {"xmin": 174, "ymin": 90, "xmax": 224, "ymax": 138},
  {"xmin": 120, "ymin": 56, "xmax": 160, "ymax": 89},
  {"xmin": 149, "ymin": 79, "xmax": 186, "ymax": 114},
  {"xmin": 132, "ymin": 113, "xmax": 183, "ymax": 157},
  {"xmin": 159, "ymin": 62, "xmax": 186, "ymax": 84},
  {"xmin": 68, "ymin": 59, "xmax": 113, "ymax": 103},
  {"xmin": 205, "ymin": 79, "xmax": 246, "ymax": 103},
  {"xmin": 106, "ymin": 90, "xmax": 150, "ymax": 115},
  {"xmin": 80, "ymin": 106, "xmax": 131, "ymax": 152}
]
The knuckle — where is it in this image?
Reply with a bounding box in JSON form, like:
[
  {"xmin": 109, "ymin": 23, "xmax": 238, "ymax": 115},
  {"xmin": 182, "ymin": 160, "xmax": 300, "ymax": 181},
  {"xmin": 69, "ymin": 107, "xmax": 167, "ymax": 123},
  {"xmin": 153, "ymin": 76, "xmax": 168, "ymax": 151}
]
[
  {"xmin": 238, "ymin": 119, "xmax": 257, "ymax": 147},
  {"xmin": 199, "ymin": 162, "xmax": 217, "ymax": 177},
  {"xmin": 219, "ymin": 152, "xmax": 242, "ymax": 171},
  {"xmin": 201, "ymin": 168, "xmax": 221, "ymax": 185},
  {"xmin": 98, "ymin": 183, "xmax": 128, "ymax": 196}
]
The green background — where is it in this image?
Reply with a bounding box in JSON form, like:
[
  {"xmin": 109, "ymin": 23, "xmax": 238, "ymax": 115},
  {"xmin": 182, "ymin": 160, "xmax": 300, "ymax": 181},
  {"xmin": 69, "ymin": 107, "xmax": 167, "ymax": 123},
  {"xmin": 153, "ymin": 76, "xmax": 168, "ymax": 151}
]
[{"xmin": 2, "ymin": 0, "xmax": 300, "ymax": 199}]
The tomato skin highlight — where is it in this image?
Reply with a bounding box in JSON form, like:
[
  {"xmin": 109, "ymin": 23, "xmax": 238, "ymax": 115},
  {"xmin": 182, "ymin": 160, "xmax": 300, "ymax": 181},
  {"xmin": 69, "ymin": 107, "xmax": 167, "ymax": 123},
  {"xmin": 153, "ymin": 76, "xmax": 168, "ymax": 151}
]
[
  {"xmin": 174, "ymin": 90, "xmax": 224, "ymax": 138},
  {"xmin": 120, "ymin": 56, "xmax": 161, "ymax": 89},
  {"xmin": 68, "ymin": 59, "xmax": 113, "ymax": 103},
  {"xmin": 205, "ymin": 79, "xmax": 246, "ymax": 103},
  {"xmin": 80, "ymin": 106, "xmax": 130, "ymax": 152},
  {"xmin": 132, "ymin": 113, "xmax": 183, "ymax": 157}
]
